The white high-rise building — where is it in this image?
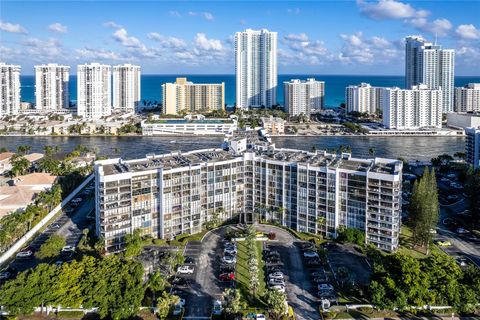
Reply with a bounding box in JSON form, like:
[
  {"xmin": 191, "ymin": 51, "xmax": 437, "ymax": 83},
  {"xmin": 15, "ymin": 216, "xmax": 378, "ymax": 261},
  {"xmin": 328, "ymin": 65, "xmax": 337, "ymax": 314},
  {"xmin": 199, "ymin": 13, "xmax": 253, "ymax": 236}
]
[
  {"xmin": 405, "ymin": 36, "xmax": 455, "ymax": 113},
  {"xmin": 0, "ymin": 63, "xmax": 21, "ymax": 117},
  {"xmin": 235, "ymin": 29, "xmax": 277, "ymax": 109},
  {"xmin": 382, "ymin": 85, "xmax": 443, "ymax": 129},
  {"xmin": 345, "ymin": 83, "xmax": 383, "ymax": 114},
  {"xmin": 455, "ymin": 83, "xmax": 480, "ymax": 113},
  {"xmin": 34, "ymin": 64, "xmax": 70, "ymax": 111},
  {"xmin": 284, "ymin": 78, "xmax": 324, "ymax": 116},
  {"xmin": 77, "ymin": 63, "xmax": 111, "ymax": 119},
  {"xmin": 113, "ymin": 64, "xmax": 141, "ymax": 113}
]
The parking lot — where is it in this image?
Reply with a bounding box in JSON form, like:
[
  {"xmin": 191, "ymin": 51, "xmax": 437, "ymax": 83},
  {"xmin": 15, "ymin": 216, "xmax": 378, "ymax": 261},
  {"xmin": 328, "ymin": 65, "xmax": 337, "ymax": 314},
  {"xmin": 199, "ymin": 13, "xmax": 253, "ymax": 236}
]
[
  {"xmin": 5, "ymin": 182, "xmax": 96, "ymax": 273},
  {"xmin": 327, "ymin": 242, "xmax": 371, "ymax": 287}
]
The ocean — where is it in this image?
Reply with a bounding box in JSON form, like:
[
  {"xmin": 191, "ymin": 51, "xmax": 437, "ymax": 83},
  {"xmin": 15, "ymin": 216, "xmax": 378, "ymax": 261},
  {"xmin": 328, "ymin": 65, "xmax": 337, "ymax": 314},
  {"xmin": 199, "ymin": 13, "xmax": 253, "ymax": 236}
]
[{"xmin": 19, "ymin": 74, "xmax": 480, "ymax": 108}]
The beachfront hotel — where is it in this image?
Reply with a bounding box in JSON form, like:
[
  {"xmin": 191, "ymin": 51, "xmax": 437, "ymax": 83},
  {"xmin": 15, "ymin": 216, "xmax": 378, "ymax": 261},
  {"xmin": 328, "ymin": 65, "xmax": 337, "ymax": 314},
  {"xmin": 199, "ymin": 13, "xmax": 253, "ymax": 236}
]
[
  {"xmin": 345, "ymin": 83, "xmax": 383, "ymax": 115},
  {"xmin": 77, "ymin": 63, "xmax": 112, "ymax": 119},
  {"xmin": 455, "ymin": 83, "xmax": 480, "ymax": 113},
  {"xmin": 466, "ymin": 127, "xmax": 480, "ymax": 170},
  {"xmin": 284, "ymin": 78, "xmax": 324, "ymax": 117},
  {"xmin": 162, "ymin": 77, "xmax": 225, "ymax": 115},
  {"xmin": 382, "ymin": 85, "xmax": 443, "ymax": 130},
  {"xmin": 113, "ymin": 64, "xmax": 141, "ymax": 113},
  {"xmin": 405, "ymin": 36, "xmax": 455, "ymax": 113},
  {"xmin": 0, "ymin": 63, "xmax": 21, "ymax": 117},
  {"xmin": 235, "ymin": 29, "xmax": 277, "ymax": 109},
  {"xmin": 34, "ymin": 64, "xmax": 70, "ymax": 112},
  {"xmin": 95, "ymin": 132, "xmax": 403, "ymax": 253}
]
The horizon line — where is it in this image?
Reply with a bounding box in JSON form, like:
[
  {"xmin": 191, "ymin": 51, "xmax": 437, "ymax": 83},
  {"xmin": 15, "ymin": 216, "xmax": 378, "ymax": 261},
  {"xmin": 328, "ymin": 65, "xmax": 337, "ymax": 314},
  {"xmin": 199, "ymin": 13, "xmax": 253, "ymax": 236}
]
[{"xmin": 18, "ymin": 73, "xmax": 480, "ymax": 77}]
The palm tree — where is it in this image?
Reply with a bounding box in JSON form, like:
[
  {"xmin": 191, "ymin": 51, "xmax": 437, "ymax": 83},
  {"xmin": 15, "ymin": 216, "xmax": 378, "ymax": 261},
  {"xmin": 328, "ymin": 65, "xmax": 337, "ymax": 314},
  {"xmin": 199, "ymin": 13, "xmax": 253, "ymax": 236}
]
[
  {"xmin": 17, "ymin": 145, "xmax": 31, "ymax": 155},
  {"xmin": 9, "ymin": 154, "xmax": 30, "ymax": 177},
  {"xmin": 316, "ymin": 216, "xmax": 327, "ymax": 237},
  {"xmin": 368, "ymin": 147, "xmax": 376, "ymax": 157}
]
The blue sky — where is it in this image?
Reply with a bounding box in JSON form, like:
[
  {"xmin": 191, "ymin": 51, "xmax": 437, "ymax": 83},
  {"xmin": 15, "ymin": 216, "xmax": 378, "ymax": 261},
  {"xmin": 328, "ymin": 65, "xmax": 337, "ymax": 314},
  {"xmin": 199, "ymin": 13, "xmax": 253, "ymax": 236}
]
[{"xmin": 1, "ymin": 0, "xmax": 479, "ymax": 75}]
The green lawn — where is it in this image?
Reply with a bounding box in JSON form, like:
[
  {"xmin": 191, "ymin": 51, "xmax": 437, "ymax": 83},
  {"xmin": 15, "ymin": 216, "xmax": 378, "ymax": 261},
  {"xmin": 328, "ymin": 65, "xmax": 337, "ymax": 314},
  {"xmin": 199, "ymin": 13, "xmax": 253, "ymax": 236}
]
[
  {"xmin": 398, "ymin": 225, "xmax": 443, "ymax": 259},
  {"xmin": 235, "ymin": 240, "xmax": 266, "ymax": 308}
]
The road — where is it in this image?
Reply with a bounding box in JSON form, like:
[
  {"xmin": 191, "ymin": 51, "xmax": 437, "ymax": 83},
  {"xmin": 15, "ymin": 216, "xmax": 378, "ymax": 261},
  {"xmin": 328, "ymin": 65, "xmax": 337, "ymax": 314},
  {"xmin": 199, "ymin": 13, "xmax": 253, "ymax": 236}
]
[{"xmin": 5, "ymin": 183, "xmax": 95, "ymax": 273}]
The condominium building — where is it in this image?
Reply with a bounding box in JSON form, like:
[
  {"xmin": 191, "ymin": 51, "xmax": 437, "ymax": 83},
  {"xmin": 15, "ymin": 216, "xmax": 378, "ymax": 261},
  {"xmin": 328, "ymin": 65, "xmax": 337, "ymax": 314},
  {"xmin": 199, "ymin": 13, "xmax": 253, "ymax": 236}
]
[
  {"xmin": 113, "ymin": 64, "xmax": 141, "ymax": 113},
  {"xmin": 345, "ymin": 83, "xmax": 383, "ymax": 115},
  {"xmin": 77, "ymin": 63, "xmax": 111, "ymax": 119},
  {"xmin": 141, "ymin": 115, "xmax": 237, "ymax": 136},
  {"xmin": 260, "ymin": 116, "xmax": 286, "ymax": 135},
  {"xmin": 382, "ymin": 85, "xmax": 443, "ymax": 129},
  {"xmin": 235, "ymin": 29, "xmax": 277, "ymax": 109},
  {"xmin": 455, "ymin": 83, "xmax": 480, "ymax": 112},
  {"xmin": 284, "ymin": 79, "xmax": 324, "ymax": 116},
  {"xmin": 162, "ymin": 77, "xmax": 224, "ymax": 115},
  {"xmin": 95, "ymin": 139, "xmax": 402, "ymax": 253},
  {"xmin": 405, "ymin": 36, "xmax": 455, "ymax": 113},
  {"xmin": 0, "ymin": 63, "xmax": 21, "ymax": 117},
  {"xmin": 34, "ymin": 64, "xmax": 70, "ymax": 111},
  {"xmin": 466, "ymin": 127, "xmax": 480, "ymax": 170}
]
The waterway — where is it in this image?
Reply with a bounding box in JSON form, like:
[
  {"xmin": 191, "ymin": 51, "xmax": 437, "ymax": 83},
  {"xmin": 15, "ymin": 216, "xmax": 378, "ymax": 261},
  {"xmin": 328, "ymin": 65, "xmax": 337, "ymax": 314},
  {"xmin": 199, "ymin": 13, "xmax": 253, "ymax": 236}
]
[{"xmin": 0, "ymin": 135, "xmax": 465, "ymax": 161}]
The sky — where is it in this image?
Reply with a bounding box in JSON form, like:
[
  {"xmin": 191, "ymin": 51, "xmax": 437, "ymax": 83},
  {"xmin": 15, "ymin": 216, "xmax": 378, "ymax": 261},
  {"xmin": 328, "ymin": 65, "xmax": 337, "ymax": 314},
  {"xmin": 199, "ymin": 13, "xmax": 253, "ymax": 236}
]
[{"xmin": 1, "ymin": 0, "xmax": 479, "ymax": 75}]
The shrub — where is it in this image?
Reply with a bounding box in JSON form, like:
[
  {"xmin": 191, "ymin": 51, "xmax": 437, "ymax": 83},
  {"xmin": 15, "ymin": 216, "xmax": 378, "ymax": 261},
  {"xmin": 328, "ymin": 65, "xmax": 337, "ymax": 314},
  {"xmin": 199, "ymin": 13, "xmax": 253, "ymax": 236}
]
[
  {"xmin": 56, "ymin": 310, "xmax": 85, "ymax": 318},
  {"xmin": 267, "ymin": 232, "xmax": 276, "ymax": 240}
]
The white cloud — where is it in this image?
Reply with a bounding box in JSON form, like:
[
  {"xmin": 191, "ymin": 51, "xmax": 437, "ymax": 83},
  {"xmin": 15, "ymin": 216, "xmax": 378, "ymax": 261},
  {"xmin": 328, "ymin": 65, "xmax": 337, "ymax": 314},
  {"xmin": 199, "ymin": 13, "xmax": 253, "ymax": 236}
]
[
  {"xmin": 287, "ymin": 8, "xmax": 301, "ymax": 14},
  {"xmin": 75, "ymin": 47, "xmax": 124, "ymax": 61},
  {"xmin": 147, "ymin": 32, "xmax": 187, "ymax": 50},
  {"xmin": 103, "ymin": 21, "xmax": 123, "ymax": 29},
  {"xmin": 282, "ymin": 33, "xmax": 330, "ymax": 65},
  {"xmin": 0, "ymin": 20, "xmax": 27, "ymax": 34},
  {"xmin": 284, "ymin": 33, "xmax": 309, "ymax": 42},
  {"xmin": 22, "ymin": 37, "xmax": 65, "ymax": 61},
  {"xmin": 338, "ymin": 32, "xmax": 401, "ymax": 64},
  {"xmin": 408, "ymin": 18, "xmax": 452, "ymax": 37},
  {"xmin": 194, "ymin": 33, "xmax": 222, "ymax": 51},
  {"xmin": 48, "ymin": 22, "xmax": 67, "ymax": 33},
  {"xmin": 188, "ymin": 11, "xmax": 215, "ymax": 21},
  {"xmin": 112, "ymin": 28, "xmax": 143, "ymax": 48},
  {"xmin": 456, "ymin": 24, "xmax": 480, "ymax": 40},
  {"xmin": 357, "ymin": 0, "xmax": 428, "ymax": 20},
  {"xmin": 169, "ymin": 11, "xmax": 181, "ymax": 17}
]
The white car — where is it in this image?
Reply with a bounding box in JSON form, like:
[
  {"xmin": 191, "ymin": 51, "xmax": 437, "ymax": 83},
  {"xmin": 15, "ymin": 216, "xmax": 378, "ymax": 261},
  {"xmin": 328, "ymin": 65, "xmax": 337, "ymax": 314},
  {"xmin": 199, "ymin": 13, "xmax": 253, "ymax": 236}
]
[
  {"xmin": 256, "ymin": 314, "xmax": 266, "ymax": 320},
  {"xmin": 268, "ymin": 272, "xmax": 284, "ymax": 280},
  {"xmin": 269, "ymin": 278, "xmax": 285, "ymax": 286},
  {"xmin": 177, "ymin": 265, "xmax": 194, "ymax": 274},
  {"xmin": 72, "ymin": 197, "xmax": 82, "ymax": 203},
  {"xmin": 303, "ymin": 251, "xmax": 319, "ymax": 258},
  {"xmin": 270, "ymin": 285, "xmax": 286, "ymax": 293},
  {"xmin": 318, "ymin": 283, "xmax": 334, "ymax": 291},
  {"xmin": 178, "ymin": 298, "xmax": 186, "ymax": 307},
  {"xmin": 62, "ymin": 246, "xmax": 75, "ymax": 253},
  {"xmin": 172, "ymin": 304, "xmax": 183, "ymax": 316},
  {"xmin": 456, "ymin": 228, "xmax": 469, "ymax": 234},
  {"xmin": 224, "ymin": 248, "xmax": 237, "ymax": 255},
  {"xmin": 16, "ymin": 250, "xmax": 33, "ymax": 258},
  {"xmin": 222, "ymin": 255, "xmax": 236, "ymax": 264}
]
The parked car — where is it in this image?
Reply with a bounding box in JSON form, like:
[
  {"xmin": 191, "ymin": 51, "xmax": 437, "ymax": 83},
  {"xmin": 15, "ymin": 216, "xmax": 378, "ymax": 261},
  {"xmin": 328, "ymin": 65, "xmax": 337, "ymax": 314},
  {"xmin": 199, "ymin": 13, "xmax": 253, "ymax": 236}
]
[
  {"xmin": 177, "ymin": 265, "xmax": 195, "ymax": 274},
  {"xmin": 456, "ymin": 228, "xmax": 469, "ymax": 234},
  {"xmin": 224, "ymin": 248, "xmax": 237, "ymax": 255},
  {"xmin": 64, "ymin": 207, "xmax": 75, "ymax": 214},
  {"xmin": 220, "ymin": 264, "xmax": 235, "ymax": 273},
  {"xmin": 212, "ymin": 300, "xmax": 223, "ymax": 315},
  {"xmin": 447, "ymin": 195, "xmax": 459, "ymax": 201},
  {"xmin": 172, "ymin": 277, "xmax": 192, "ymax": 287},
  {"xmin": 256, "ymin": 314, "xmax": 266, "ymax": 320},
  {"xmin": 318, "ymin": 283, "xmax": 334, "ymax": 291},
  {"xmin": 184, "ymin": 256, "xmax": 196, "ymax": 264},
  {"xmin": 219, "ymin": 272, "xmax": 235, "ymax": 281},
  {"xmin": 72, "ymin": 197, "xmax": 83, "ymax": 203},
  {"xmin": 311, "ymin": 270, "xmax": 326, "ymax": 278},
  {"xmin": 306, "ymin": 258, "xmax": 322, "ymax": 266},
  {"xmin": 303, "ymin": 251, "xmax": 319, "ymax": 258},
  {"xmin": 0, "ymin": 271, "xmax": 11, "ymax": 280},
  {"xmin": 267, "ymin": 266, "xmax": 282, "ymax": 273},
  {"xmin": 440, "ymin": 178, "xmax": 450, "ymax": 183},
  {"xmin": 172, "ymin": 304, "xmax": 183, "ymax": 316},
  {"xmin": 16, "ymin": 250, "xmax": 33, "ymax": 258},
  {"xmin": 268, "ymin": 271, "xmax": 284, "ymax": 280},
  {"xmin": 62, "ymin": 246, "xmax": 75, "ymax": 253},
  {"xmin": 312, "ymin": 275, "xmax": 329, "ymax": 283},
  {"xmin": 435, "ymin": 240, "xmax": 452, "ymax": 247},
  {"xmin": 300, "ymin": 242, "xmax": 315, "ymax": 250},
  {"xmin": 222, "ymin": 255, "xmax": 236, "ymax": 264},
  {"xmin": 455, "ymin": 256, "xmax": 468, "ymax": 267},
  {"xmin": 269, "ymin": 278, "xmax": 285, "ymax": 286},
  {"xmin": 55, "ymin": 261, "xmax": 63, "ymax": 267}
]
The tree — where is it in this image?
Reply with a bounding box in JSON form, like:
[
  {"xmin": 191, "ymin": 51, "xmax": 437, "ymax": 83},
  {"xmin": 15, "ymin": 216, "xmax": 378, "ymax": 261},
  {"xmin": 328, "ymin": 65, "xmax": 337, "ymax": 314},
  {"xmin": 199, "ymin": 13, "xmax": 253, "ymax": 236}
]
[
  {"xmin": 409, "ymin": 167, "xmax": 439, "ymax": 254},
  {"xmin": 156, "ymin": 292, "xmax": 180, "ymax": 319},
  {"xmin": 17, "ymin": 145, "xmax": 31, "ymax": 155},
  {"xmin": 222, "ymin": 288, "xmax": 244, "ymax": 316},
  {"xmin": 316, "ymin": 216, "xmax": 326, "ymax": 237},
  {"xmin": 368, "ymin": 147, "xmax": 376, "ymax": 157},
  {"xmin": 9, "ymin": 154, "xmax": 30, "ymax": 177},
  {"xmin": 0, "ymin": 147, "xmax": 8, "ymax": 153},
  {"xmin": 124, "ymin": 229, "xmax": 142, "ymax": 258},
  {"xmin": 35, "ymin": 234, "xmax": 66, "ymax": 259},
  {"xmin": 264, "ymin": 289, "xmax": 287, "ymax": 320}
]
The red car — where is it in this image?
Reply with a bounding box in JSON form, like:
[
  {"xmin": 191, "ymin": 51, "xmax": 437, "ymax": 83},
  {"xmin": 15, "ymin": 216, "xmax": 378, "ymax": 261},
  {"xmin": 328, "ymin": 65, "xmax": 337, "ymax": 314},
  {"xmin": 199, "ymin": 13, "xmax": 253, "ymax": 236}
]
[{"xmin": 219, "ymin": 272, "xmax": 235, "ymax": 281}]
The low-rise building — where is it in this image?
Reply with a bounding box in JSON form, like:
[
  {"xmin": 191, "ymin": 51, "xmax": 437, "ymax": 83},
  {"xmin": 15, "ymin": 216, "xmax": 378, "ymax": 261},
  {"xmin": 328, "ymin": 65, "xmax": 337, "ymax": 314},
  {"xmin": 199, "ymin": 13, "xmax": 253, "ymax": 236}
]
[
  {"xmin": 260, "ymin": 116, "xmax": 285, "ymax": 135},
  {"xmin": 447, "ymin": 112, "xmax": 480, "ymax": 130},
  {"xmin": 466, "ymin": 127, "xmax": 480, "ymax": 170},
  {"xmin": 95, "ymin": 137, "xmax": 402, "ymax": 253},
  {"xmin": 455, "ymin": 83, "xmax": 480, "ymax": 112},
  {"xmin": 141, "ymin": 115, "xmax": 237, "ymax": 136},
  {"xmin": 0, "ymin": 152, "xmax": 44, "ymax": 175},
  {"xmin": 0, "ymin": 173, "xmax": 57, "ymax": 217}
]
